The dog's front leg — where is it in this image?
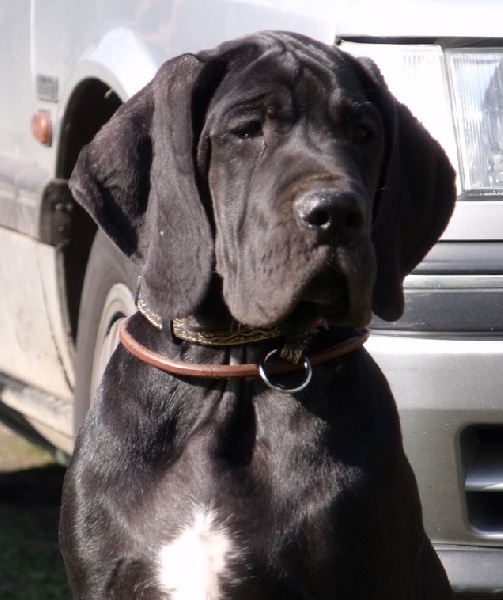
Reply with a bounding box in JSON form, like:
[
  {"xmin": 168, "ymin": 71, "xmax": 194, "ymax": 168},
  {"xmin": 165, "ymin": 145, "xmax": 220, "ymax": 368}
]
[{"xmin": 409, "ymin": 534, "xmax": 453, "ymax": 599}]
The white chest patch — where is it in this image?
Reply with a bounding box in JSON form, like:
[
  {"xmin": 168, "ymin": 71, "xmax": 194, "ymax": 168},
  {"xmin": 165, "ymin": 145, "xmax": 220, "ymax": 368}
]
[{"xmin": 158, "ymin": 509, "xmax": 233, "ymax": 600}]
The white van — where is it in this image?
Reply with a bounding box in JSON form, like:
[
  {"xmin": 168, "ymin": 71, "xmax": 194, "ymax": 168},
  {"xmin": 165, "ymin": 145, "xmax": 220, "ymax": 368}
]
[{"xmin": 0, "ymin": 1, "xmax": 501, "ymax": 594}]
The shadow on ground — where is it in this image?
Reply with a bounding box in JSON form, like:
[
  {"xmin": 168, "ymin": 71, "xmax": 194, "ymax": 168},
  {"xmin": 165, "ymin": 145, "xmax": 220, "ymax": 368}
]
[{"xmin": 0, "ymin": 412, "xmax": 70, "ymax": 600}]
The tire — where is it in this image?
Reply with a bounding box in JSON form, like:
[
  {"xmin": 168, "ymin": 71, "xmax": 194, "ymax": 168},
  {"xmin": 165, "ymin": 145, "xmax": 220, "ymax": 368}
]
[{"xmin": 73, "ymin": 230, "xmax": 139, "ymax": 436}]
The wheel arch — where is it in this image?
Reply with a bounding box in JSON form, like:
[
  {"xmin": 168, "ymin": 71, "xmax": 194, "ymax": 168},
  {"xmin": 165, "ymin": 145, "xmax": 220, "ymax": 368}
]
[{"xmin": 56, "ymin": 78, "xmax": 123, "ymax": 341}]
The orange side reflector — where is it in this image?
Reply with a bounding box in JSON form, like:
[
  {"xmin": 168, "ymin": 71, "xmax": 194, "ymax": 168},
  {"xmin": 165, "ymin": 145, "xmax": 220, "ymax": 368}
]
[{"xmin": 31, "ymin": 110, "xmax": 52, "ymax": 145}]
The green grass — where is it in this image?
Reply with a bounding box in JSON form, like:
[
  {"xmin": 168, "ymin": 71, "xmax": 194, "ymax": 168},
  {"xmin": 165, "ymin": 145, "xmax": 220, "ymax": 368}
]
[
  {"xmin": 0, "ymin": 498, "xmax": 70, "ymax": 599},
  {"xmin": 0, "ymin": 419, "xmax": 71, "ymax": 600}
]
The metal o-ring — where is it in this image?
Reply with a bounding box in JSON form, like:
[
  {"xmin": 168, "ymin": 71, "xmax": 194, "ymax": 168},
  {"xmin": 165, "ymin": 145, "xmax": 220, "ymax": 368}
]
[{"xmin": 259, "ymin": 349, "xmax": 313, "ymax": 394}]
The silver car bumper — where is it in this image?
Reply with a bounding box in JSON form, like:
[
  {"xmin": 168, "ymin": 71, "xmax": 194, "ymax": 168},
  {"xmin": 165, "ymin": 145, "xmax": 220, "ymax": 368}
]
[{"xmin": 367, "ymin": 332, "xmax": 503, "ymax": 594}]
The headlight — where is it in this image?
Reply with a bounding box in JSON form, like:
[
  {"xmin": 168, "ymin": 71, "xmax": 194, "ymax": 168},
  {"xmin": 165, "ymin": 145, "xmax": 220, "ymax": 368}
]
[
  {"xmin": 339, "ymin": 42, "xmax": 458, "ymax": 186},
  {"xmin": 340, "ymin": 41, "xmax": 503, "ymax": 198},
  {"xmin": 447, "ymin": 50, "xmax": 503, "ymax": 195}
]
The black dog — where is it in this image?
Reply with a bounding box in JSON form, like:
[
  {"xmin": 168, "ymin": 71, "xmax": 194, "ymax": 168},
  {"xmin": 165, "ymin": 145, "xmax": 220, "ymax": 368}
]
[{"xmin": 60, "ymin": 32, "xmax": 456, "ymax": 599}]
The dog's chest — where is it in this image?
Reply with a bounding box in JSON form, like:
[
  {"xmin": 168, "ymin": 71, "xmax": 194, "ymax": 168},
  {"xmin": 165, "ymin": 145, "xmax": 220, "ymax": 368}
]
[
  {"xmin": 151, "ymin": 389, "xmax": 369, "ymax": 599},
  {"xmin": 157, "ymin": 508, "xmax": 235, "ymax": 600}
]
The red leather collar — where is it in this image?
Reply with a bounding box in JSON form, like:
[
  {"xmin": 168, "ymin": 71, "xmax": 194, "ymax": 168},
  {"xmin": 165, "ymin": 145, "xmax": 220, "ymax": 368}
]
[{"xmin": 119, "ymin": 317, "xmax": 368, "ymax": 381}]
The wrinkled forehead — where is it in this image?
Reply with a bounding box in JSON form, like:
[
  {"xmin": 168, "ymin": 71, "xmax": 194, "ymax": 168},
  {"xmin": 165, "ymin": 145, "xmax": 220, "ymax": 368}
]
[{"xmin": 206, "ymin": 43, "xmax": 368, "ymax": 119}]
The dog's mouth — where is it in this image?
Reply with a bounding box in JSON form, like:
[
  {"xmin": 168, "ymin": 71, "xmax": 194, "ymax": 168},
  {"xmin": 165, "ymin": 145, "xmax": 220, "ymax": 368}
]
[
  {"xmin": 284, "ymin": 300, "xmax": 345, "ymax": 334},
  {"xmin": 282, "ymin": 271, "xmax": 350, "ymax": 333},
  {"xmin": 282, "ymin": 256, "xmax": 374, "ymax": 334}
]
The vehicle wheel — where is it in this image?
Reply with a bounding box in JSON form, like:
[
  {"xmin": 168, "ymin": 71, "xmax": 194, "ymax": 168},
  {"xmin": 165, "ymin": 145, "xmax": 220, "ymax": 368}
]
[{"xmin": 73, "ymin": 230, "xmax": 139, "ymax": 437}]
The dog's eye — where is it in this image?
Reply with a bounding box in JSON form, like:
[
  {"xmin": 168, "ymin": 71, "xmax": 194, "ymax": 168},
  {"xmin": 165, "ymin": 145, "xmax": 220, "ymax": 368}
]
[
  {"xmin": 230, "ymin": 120, "xmax": 263, "ymax": 140},
  {"xmin": 353, "ymin": 124, "xmax": 375, "ymax": 144}
]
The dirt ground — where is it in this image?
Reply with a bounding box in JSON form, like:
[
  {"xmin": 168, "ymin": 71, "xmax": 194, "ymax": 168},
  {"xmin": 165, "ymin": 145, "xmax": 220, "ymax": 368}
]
[
  {"xmin": 0, "ymin": 420, "xmax": 56, "ymax": 471},
  {"xmin": 0, "ymin": 416, "xmax": 70, "ymax": 599}
]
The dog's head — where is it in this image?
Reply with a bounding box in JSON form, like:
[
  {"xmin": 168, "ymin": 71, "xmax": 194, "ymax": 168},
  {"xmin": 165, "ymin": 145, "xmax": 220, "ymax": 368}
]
[{"xmin": 69, "ymin": 32, "xmax": 456, "ymax": 331}]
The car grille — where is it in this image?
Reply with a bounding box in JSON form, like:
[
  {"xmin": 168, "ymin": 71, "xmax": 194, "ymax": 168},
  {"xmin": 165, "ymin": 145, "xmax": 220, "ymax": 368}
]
[{"xmin": 462, "ymin": 426, "xmax": 503, "ymax": 536}]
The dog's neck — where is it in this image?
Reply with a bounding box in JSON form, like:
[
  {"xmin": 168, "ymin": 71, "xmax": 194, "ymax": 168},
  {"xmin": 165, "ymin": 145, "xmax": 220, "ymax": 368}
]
[
  {"xmin": 136, "ymin": 276, "xmax": 334, "ymax": 365},
  {"xmin": 137, "ymin": 274, "xmax": 321, "ymax": 345},
  {"xmin": 135, "ymin": 274, "xmax": 366, "ymax": 369},
  {"xmin": 137, "ymin": 302, "xmax": 324, "ymax": 367},
  {"xmin": 132, "ymin": 278, "xmax": 367, "ymax": 391}
]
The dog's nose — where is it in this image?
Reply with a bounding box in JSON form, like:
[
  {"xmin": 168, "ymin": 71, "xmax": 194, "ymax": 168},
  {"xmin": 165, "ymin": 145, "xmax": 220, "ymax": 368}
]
[{"xmin": 296, "ymin": 191, "xmax": 366, "ymax": 243}]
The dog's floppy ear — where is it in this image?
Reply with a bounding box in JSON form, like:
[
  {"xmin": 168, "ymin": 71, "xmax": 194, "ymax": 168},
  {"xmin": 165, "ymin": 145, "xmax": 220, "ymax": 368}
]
[
  {"xmin": 69, "ymin": 55, "xmax": 214, "ymax": 321},
  {"xmin": 352, "ymin": 56, "xmax": 456, "ymax": 322}
]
